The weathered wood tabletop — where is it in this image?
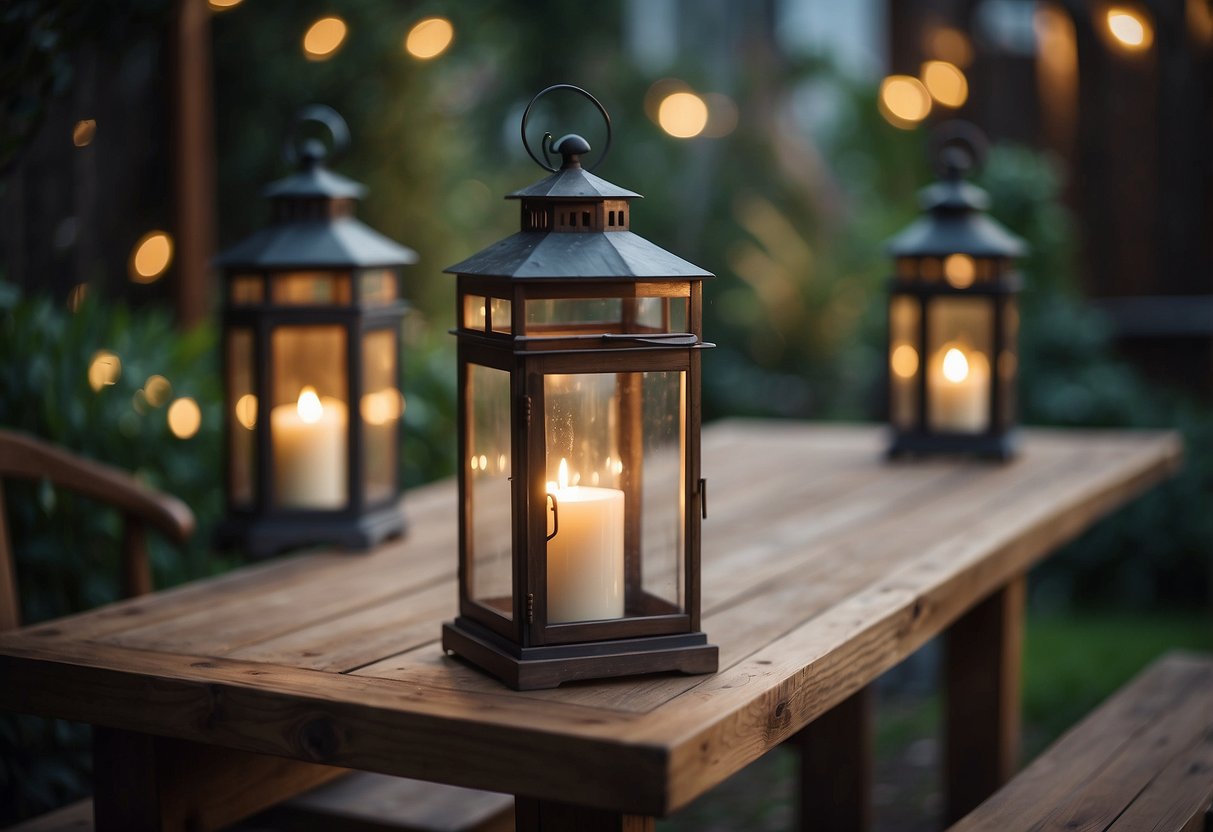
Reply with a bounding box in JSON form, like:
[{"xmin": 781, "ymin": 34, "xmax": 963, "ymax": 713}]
[{"xmin": 0, "ymin": 421, "xmax": 1182, "ymax": 831}]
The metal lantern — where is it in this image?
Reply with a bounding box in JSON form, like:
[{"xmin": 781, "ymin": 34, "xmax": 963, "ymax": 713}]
[
  {"xmin": 885, "ymin": 123, "xmax": 1028, "ymax": 459},
  {"xmin": 441, "ymin": 85, "xmax": 719, "ymax": 690},
  {"xmin": 215, "ymin": 105, "xmax": 417, "ymax": 556}
]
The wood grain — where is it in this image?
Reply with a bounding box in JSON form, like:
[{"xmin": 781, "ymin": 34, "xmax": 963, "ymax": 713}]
[
  {"xmin": 0, "ymin": 422, "xmax": 1183, "ymax": 820},
  {"xmin": 949, "ymin": 652, "xmax": 1213, "ymax": 832}
]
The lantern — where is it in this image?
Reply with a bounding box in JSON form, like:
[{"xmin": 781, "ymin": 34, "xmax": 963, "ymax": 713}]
[
  {"xmin": 440, "ymin": 85, "xmax": 718, "ymax": 690},
  {"xmin": 885, "ymin": 123, "xmax": 1028, "ymax": 459},
  {"xmin": 215, "ymin": 105, "xmax": 417, "ymax": 555}
]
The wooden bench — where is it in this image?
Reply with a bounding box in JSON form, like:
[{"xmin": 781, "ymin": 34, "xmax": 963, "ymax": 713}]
[{"xmin": 948, "ymin": 651, "xmax": 1213, "ymax": 832}]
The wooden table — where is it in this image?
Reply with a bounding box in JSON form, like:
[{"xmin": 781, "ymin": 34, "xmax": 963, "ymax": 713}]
[{"xmin": 0, "ymin": 422, "xmax": 1181, "ymax": 831}]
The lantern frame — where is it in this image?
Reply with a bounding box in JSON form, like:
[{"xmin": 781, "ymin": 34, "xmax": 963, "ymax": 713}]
[
  {"xmin": 215, "ymin": 106, "xmax": 417, "ymax": 556},
  {"xmin": 885, "ymin": 124, "xmax": 1028, "ymax": 460},
  {"xmin": 440, "ymin": 86, "xmax": 718, "ymax": 690}
]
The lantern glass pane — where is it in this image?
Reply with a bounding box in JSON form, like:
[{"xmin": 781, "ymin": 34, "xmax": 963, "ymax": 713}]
[
  {"xmin": 463, "ymin": 294, "xmax": 487, "ymax": 331},
  {"xmin": 889, "ymin": 295, "xmax": 920, "ymax": 430},
  {"xmin": 542, "ymin": 370, "xmax": 685, "ymax": 624},
  {"xmin": 468, "ymin": 364, "xmax": 513, "ymax": 619},
  {"xmin": 271, "ymin": 271, "xmax": 352, "ymax": 305},
  {"xmin": 226, "ymin": 328, "xmax": 256, "ymax": 507},
  {"xmin": 926, "ymin": 298, "xmax": 993, "ymax": 434},
  {"xmin": 362, "ymin": 329, "xmax": 400, "ymax": 504},
  {"xmin": 490, "ymin": 297, "xmax": 512, "ymax": 334},
  {"xmin": 230, "ymin": 274, "xmax": 264, "ymax": 304},
  {"xmin": 525, "ymin": 297, "xmax": 689, "ymax": 336},
  {"xmin": 270, "ymin": 326, "xmax": 348, "ymax": 509},
  {"xmin": 358, "ymin": 268, "xmax": 398, "ymax": 305},
  {"xmin": 1000, "ymin": 299, "xmax": 1019, "ymax": 429}
]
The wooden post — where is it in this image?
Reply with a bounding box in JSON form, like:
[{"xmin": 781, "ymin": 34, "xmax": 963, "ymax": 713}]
[
  {"xmin": 792, "ymin": 685, "xmax": 872, "ymax": 832},
  {"xmin": 943, "ymin": 573, "xmax": 1026, "ymax": 824},
  {"xmin": 92, "ymin": 726, "xmax": 346, "ymax": 831},
  {"xmin": 172, "ymin": 0, "xmax": 215, "ymax": 330},
  {"xmin": 515, "ymin": 798, "xmax": 655, "ymax": 832}
]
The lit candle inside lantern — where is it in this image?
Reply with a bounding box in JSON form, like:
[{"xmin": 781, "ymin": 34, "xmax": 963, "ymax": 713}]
[
  {"xmin": 545, "ymin": 458, "xmax": 625, "ymax": 623},
  {"xmin": 929, "ymin": 344, "xmax": 989, "ymax": 432},
  {"xmin": 271, "ymin": 386, "xmax": 347, "ymax": 508}
]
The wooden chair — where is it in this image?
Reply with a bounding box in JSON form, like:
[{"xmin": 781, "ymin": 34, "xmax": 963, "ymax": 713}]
[
  {"xmin": 0, "ymin": 427, "xmax": 196, "ymax": 632},
  {"xmin": 0, "ymin": 429, "xmax": 513, "ymax": 832},
  {"xmin": 0, "ymin": 428, "xmax": 195, "ymax": 830}
]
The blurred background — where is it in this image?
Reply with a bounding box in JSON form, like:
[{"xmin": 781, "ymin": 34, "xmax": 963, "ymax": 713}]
[{"xmin": 1, "ymin": 0, "xmax": 1210, "ymax": 828}]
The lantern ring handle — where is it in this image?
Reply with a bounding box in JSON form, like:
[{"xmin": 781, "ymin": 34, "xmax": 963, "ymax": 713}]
[
  {"xmin": 284, "ymin": 104, "xmax": 350, "ymax": 168},
  {"xmin": 930, "ymin": 119, "xmax": 987, "ymax": 180},
  {"xmin": 520, "ymin": 84, "xmax": 612, "ymax": 173}
]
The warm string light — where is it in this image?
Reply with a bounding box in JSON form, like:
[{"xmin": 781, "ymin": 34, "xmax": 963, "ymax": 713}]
[
  {"xmin": 129, "ymin": 231, "xmax": 173, "ymax": 284},
  {"xmin": 72, "ymin": 120, "xmax": 96, "ymax": 147},
  {"xmin": 921, "ymin": 61, "xmax": 968, "ymax": 108},
  {"xmin": 87, "ymin": 350, "xmax": 121, "ymax": 392},
  {"xmin": 303, "ymin": 16, "xmax": 347, "ymax": 60},
  {"xmin": 658, "ymin": 92, "xmax": 709, "ymax": 138},
  {"xmin": 405, "ymin": 17, "xmax": 454, "ymax": 59},
  {"xmin": 879, "ymin": 75, "xmax": 931, "ymax": 129},
  {"xmin": 167, "ymin": 397, "xmax": 202, "ymax": 439}
]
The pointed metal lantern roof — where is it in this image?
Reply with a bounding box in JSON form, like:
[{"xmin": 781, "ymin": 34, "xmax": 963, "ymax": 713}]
[
  {"xmin": 445, "ymin": 106, "xmax": 711, "ymax": 281},
  {"xmin": 885, "ymin": 124, "xmax": 1027, "ymax": 260},
  {"xmin": 215, "ymin": 106, "xmax": 417, "ymax": 271}
]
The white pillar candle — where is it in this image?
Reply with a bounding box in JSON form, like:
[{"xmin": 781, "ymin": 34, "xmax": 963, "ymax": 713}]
[
  {"xmin": 271, "ymin": 386, "xmax": 348, "ymax": 508},
  {"xmin": 929, "ymin": 345, "xmax": 990, "ymax": 432},
  {"xmin": 546, "ymin": 458, "xmax": 625, "ymax": 623}
]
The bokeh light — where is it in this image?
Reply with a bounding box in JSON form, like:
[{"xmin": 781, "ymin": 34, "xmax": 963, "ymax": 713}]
[
  {"xmin": 129, "ymin": 231, "xmax": 173, "ymax": 284},
  {"xmin": 72, "ymin": 120, "xmax": 96, "ymax": 148},
  {"xmin": 303, "ymin": 16, "xmax": 347, "ymax": 61},
  {"xmin": 658, "ymin": 92, "xmax": 709, "ymax": 139},
  {"xmin": 1106, "ymin": 8, "xmax": 1153, "ymax": 50},
  {"xmin": 144, "ymin": 375, "xmax": 173, "ymax": 407},
  {"xmin": 235, "ymin": 394, "xmax": 258, "ymax": 429},
  {"xmin": 878, "ymin": 76, "xmax": 932, "ymax": 129},
  {"xmin": 928, "ymin": 26, "xmax": 974, "ymax": 67},
  {"xmin": 891, "ymin": 344, "xmax": 920, "ymax": 379},
  {"xmin": 921, "ymin": 61, "xmax": 969, "ymax": 108},
  {"xmin": 88, "ymin": 350, "xmax": 121, "ymax": 392},
  {"xmin": 208, "ymin": 0, "xmax": 243, "ymax": 9},
  {"xmin": 944, "ymin": 254, "xmax": 976, "ymax": 289},
  {"xmin": 167, "ymin": 397, "xmax": 202, "ymax": 439},
  {"xmin": 405, "ymin": 17, "xmax": 454, "ymax": 59}
]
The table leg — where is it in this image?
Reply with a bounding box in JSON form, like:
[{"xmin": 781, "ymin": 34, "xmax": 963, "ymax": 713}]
[
  {"xmin": 791, "ymin": 685, "xmax": 872, "ymax": 832},
  {"xmin": 91, "ymin": 726, "xmax": 345, "ymax": 831},
  {"xmin": 514, "ymin": 797, "xmax": 655, "ymax": 832},
  {"xmin": 943, "ymin": 573, "xmax": 1026, "ymax": 824}
]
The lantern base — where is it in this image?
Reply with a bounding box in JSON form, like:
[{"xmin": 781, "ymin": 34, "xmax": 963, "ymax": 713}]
[
  {"xmin": 887, "ymin": 430, "xmax": 1019, "ymax": 460},
  {"xmin": 216, "ymin": 502, "xmax": 407, "ymax": 558},
  {"xmin": 442, "ymin": 617, "xmax": 719, "ymax": 691}
]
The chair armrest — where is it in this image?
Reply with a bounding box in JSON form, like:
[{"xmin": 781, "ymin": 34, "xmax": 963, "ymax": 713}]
[{"xmin": 0, "ymin": 429, "xmax": 195, "ymax": 544}]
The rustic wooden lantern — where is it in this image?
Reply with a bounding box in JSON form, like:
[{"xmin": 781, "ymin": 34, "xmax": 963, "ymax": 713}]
[
  {"xmin": 885, "ymin": 123, "xmax": 1028, "ymax": 459},
  {"xmin": 441, "ymin": 85, "xmax": 719, "ymax": 690},
  {"xmin": 215, "ymin": 105, "xmax": 417, "ymax": 555}
]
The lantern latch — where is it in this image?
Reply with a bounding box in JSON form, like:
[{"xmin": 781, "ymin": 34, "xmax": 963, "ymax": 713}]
[
  {"xmin": 545, "ymin": 493, "xmax": 559, "ymax": 541},
  {"xmin": 519, "ymin": 394, "xmax": 532, "ymax": 427},
  {"xmin": 699, "ymin": 478, "xmax": 708, "ymax": 519},
  {"xmin": 526, "ymin": 593, "xmax": 535, "ymax": 624}
]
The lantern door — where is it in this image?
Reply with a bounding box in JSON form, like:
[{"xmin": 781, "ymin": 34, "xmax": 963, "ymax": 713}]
[{"xmin": 525, "ymin": 351, "xmax": 696, "ymax": 647}]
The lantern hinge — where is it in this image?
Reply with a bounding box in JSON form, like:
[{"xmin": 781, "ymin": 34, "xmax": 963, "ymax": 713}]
[
  {"xmin": 526, "ymin": 593, "xmax": 535, "ymax": 624},
  {"xmin": 520, "ymin": 394, "xmax": 532, "ymax": 427}
]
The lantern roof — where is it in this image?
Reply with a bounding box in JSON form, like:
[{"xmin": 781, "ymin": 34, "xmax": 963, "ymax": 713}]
[
  {"xmin": 445, "ymin": 133, "xmax": 710, "ymax": 280},
  {"xmin": 215, "ymin": 107, "xmax": 417, "ymax": 270},
  {"xmin": 885, "ymin": 125, "xmax": 1028, "ymax": 259},
  {"xmin": 214, "ymin": 216, "xmax": 418, "ymax": 269}
]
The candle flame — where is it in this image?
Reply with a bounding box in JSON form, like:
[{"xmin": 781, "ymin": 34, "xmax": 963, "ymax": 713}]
[
  {"xmin": 297, "ymin": 386, "xmax": 323, "ymax": 423},
  {"xmin": 558, "ymin": 457, "xmax": 569, "ymax": 490},
  {"xmin": 942, "ymin": 348, "xmax": 970, "ymax": 383}
]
